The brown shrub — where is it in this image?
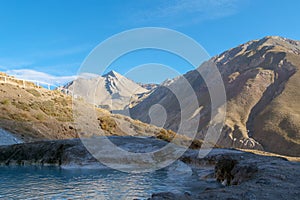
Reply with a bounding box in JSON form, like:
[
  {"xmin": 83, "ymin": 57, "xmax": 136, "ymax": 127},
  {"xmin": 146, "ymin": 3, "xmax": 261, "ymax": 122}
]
[
  {"xmin": 12, "ymin": 101, "xmax": 30, "ymax": 111},
  {"xmin": 9, "ymin": 112, "xmax": 31, "ymax": 121},
  {"xmin": 35, "ymin": 113, "xmax": 45, "ymax": 121},
  {"xmin": 40, "ymin": 100, "xmax": 55, "ymax": 115},
  {"xmin": 0, "ymin": 99, "xmax": 10, "ymax": 105},
  {"xmin": 98, "ymin": 116, "xmax": 117, "ymax": 134},
  {"xmin": 53, "ymin": 97, "xmax": 69, "ymax": 106},
  {"xmin": 26, "ymin": 89, "xmax": 41, "ymax": 97}
]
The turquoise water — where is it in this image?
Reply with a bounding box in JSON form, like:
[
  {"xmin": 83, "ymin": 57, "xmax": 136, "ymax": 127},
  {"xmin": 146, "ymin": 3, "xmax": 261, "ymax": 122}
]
[{"xmin": 0, "ymin": 166, "xmax": 201, "ymax": 200}]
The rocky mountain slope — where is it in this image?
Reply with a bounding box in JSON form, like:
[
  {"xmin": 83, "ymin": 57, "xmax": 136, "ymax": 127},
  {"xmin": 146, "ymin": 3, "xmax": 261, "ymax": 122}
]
[
  {"xmin": 63, "ymin": 70, "xmax": 150, "ymax": 111},
  {"xmin": 130, "ymin": 36, "xmax": 300, "ymax": 156}
]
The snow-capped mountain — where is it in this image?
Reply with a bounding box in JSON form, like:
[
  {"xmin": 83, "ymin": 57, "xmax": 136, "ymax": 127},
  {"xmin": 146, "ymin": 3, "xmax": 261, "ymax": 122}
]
[{"xmin": 63, "ymin": 70, "xmax": 149, "ymax": 110}]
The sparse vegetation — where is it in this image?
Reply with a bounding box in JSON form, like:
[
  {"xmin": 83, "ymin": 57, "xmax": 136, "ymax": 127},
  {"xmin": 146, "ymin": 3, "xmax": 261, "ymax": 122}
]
[
  {"xmin": 29, "ymin": 101, "xmax": 41, "ymax": 110},
  {"xmin": 40, "ymin": 100, "xmax": 55, "ymax": 115},
  {"xmin": 155, "ymin": 128, "xmax": 218, "ymax": 149},
  {"xmin": 12, "ymin": 101, "xmax": 30, "ymax": 111},
  {"xmin": 26, "ymin": 89, "xmax": 41, "ymax": 97},
  {"xmin": 156, "ymin": 129, "xmax": 176, "ymax": 141},
  {"xmin": 35, "ymin": 113, "xmax": 45, "ymax": 121},
  {"xmin": 0, "ymin": 80, "xmax": 78, "ymax": 141},
  {"xmin": 38, "ymin": 100, "xmax": 73, "ymax": 122},
  {"xmin": 8, "ymin": 112, "xmax": 31, "ymax": 121},
  {"xmin": 53, "ymin": 97, "xmax": 69, "ymax": 106},
  {"xmin": 0, "ymin": 99, "xmax": 10, "ymax": 105},
  {"xmin": 56, "ymin": 107, "xmax": 73, "ymax": 122},
  {"xmin": 98, "ymin": 115, "xmax": 117, "ymax": 134}
]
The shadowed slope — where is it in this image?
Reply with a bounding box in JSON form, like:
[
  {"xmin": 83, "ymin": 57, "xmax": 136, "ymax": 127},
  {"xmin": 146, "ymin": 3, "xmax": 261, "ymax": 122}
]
[{"xmin": 130, "ymin": 36, "xmax": 300, "ymax": 156}]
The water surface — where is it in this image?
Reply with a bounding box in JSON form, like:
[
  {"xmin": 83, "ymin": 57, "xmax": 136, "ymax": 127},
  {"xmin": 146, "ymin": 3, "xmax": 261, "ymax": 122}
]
[{"xmin": 0, "ymin": 166, "xmax": 204, "ymax": 199}]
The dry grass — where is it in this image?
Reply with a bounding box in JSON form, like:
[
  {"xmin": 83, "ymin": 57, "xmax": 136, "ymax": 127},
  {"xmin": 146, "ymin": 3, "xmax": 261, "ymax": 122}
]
[
  {"xmin": 98, "ymin": 115, "xmax": 117, "ymax": 134},
  {"xmin": 26, "ymin": 89, "xmax": 41, "ymax": 97},
  {"xmin": 155, "ymin": 129, "xmax": 218, "ymax": 149},
  {"xmin": 0, "ymin": 99, "xmax": 10, "ymax": 105},
  {"xmin": 238, "ymin": 148, "xmax": 300, "ymax": 162},
  {"xmin": 12, "ymin": 101, "xmax": 31, "ymax": 111},
  {"xmin": 0, "ymin": 82, "xmax": 78, "ymax": 141}
]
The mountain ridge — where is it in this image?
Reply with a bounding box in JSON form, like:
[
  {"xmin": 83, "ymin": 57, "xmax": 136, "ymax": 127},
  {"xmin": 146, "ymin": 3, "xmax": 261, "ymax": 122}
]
[{"xmin": 130, "ymin": 36, "xmax": 300, "ymax": 156}]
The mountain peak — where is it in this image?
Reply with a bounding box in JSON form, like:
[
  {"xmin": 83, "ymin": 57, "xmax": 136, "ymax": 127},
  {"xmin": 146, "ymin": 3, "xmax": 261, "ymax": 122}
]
[
  {"xmin": 214, "ymin": 36, "xmax": 300, "ymax": 66},
  {"xmin": 260, "ymin": 35, "xmax": 299, "ymax": 45},
  {"xmin": 263, "ymin": 35, "xmax": 284, "ymax": 40},
  {"xmin": 103, "ymin": 70, "xmax": 122, "ymax": 78},
  {"xmin": 64, "ymin": 69, "xmax": 149, "ymax": 110},
  {"xmin": 250, "ymin": 36, "xmax": 300, "ymax": 51}
]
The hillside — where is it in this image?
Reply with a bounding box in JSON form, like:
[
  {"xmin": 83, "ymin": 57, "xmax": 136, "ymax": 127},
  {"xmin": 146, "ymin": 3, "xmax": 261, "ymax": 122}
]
[
  {"xmin": 130, "ymin": 36, "xmax": 300, "ymax": 156},
  {"xmin": 0, "ymin": 73, "xmax": 159, "ymax": 142},
  {"xmin": 0, "ymin": 73, "xmax": 207, "ymax": 148}
]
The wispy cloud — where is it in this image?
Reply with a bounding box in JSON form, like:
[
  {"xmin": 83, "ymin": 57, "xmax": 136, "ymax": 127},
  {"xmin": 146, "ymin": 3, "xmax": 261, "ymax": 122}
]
[
  {"xmin": 5, "ymin": 69, "xmax": 77, "ymax": 86},
  {"xmin": 132, "ymin": 0, "xmax": 245, "ymax": 27}
]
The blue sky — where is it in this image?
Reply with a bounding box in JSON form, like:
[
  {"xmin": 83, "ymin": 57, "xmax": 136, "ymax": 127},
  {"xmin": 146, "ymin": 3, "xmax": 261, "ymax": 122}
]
[{"xmin": 0, "ymin": 0, "xmax": 299, "ymax": 84}]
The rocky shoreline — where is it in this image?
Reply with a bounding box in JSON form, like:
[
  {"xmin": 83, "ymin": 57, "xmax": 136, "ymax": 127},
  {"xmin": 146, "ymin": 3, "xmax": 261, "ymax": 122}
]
[{"xmin": 0, "ymin": 136, "xmax": 299, "ymax": 199}]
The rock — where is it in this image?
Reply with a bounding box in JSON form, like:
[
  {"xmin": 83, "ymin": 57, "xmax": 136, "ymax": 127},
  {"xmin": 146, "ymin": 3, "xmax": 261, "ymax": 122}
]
[
  {"xmin": 0, "ymin": 136, "xmax": 172, "ymax": 168},
  {"xmin": 256, "ymin": 178, "xmax": 271, "ymax": 185},
  {"xmin": 215, "ymin": 157, "xmax": 238, "ymax": 185},
  {"xmin": 0, "ymin": 139, "xmax": 83, "ymax": 166},
  {"xmin": 242, "ymin": 191, "xmax": 257, "ymax": 200},
  {"xmin": 231, "ymin": 164, "xmax": 258, "ymax": 185},
  {"xmin": 214, "ymin": 156, "xmax": 258, "ymax": 186},
  {"xmin": 148, "ymin": 192, "xmax": 177, "ymax": 200},
  {"xmin": 148, "ymin": 192, "xmax": 192, "ymax": 200}
]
